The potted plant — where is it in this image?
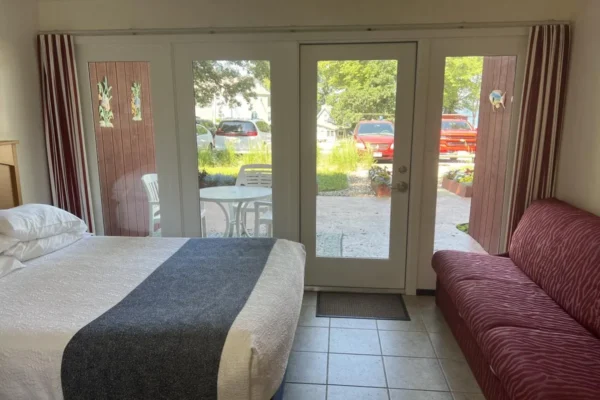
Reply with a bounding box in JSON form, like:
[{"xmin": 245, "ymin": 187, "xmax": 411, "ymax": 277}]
[
  {"xmin": 369, "ymin": 166, "xmax": 392, "ymax": 197},
  {"xmin": 442, "ymin": 168, "xmax": 474, "ymax": 198}
]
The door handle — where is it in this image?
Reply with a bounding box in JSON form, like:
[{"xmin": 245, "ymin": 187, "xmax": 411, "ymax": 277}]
[{"xmin": 393, "ymin": 181, "xmax": 409, "ymax": 193}]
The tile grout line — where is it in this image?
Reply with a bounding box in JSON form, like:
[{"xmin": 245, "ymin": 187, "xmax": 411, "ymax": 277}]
[
  {"xmin": 325, "ymin": 309, "xmax": 331, "ymax": 400},
  {"xmin": 376, "ymin": 322, "xmax": 392, "ymax": 399},
  {"xmin": 422, "ymin": 306, "xmax": 453, "ymax": 394},
  {"xmin": 296, "ymin": 350, "xmax": 438, "ymax": 358},
  {"xmin": 287, "ymin": 382, "xmax": 454, "ymax": 393}
]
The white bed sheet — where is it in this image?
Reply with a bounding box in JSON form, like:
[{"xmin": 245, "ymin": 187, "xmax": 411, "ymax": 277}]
[{"xmin": 0, "ymin": 236, "xmax": 305, "ymax": 400}]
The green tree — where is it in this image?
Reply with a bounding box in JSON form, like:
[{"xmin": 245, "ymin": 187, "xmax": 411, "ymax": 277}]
[
  {"xmin": 318, "ymin": 60, "xmax": 398, "ymax": 128},
  {"xmin": 443, "ymin": 57, "xmax": 484, "ymax": 122},
  {"xmin": 193, "ymin": 60, "xmax": 270, "ymax": 108}
]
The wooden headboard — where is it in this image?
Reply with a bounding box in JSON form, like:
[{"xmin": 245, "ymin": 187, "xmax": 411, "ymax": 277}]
[{"xmin": 0, "ymin": 141, "xmax": 22, "ymax": 209}]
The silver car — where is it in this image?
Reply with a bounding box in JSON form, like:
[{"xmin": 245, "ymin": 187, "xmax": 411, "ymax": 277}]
[
  {"xmin": 196, "ymin": 123, "xmax": 214, "ymax": 150},
  {"xmin": 214, "ymin": 119, "xmax": 271, "ymax": 153}
]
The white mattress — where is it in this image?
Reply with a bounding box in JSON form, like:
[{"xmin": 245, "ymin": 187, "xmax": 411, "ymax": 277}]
[{"xmin": 0, "ymin": 236, "xmax": 305, "ymax": 400}]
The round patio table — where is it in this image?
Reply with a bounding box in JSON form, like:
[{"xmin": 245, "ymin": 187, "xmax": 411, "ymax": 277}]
[{"xmin": 199, "ymin": 186, "xmax": 272, "ymax": 237}]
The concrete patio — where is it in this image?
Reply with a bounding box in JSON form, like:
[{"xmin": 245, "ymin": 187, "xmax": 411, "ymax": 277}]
[{"xmin": 202, "ymin": 187, "xmax": 486, "ymax": 257}]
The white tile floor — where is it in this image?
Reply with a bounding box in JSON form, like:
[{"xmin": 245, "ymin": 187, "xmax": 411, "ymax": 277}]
[{"xmin": 284, "ymin": 293, "xmax": 484, "ymax": 400}]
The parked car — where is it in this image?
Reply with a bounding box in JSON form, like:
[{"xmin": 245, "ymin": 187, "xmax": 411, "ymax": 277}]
[
  {"xmin": 214, "ymin": 119, "xmax": 271, "ymax": 153},
  {"xmin": 196, "ymin": 118, "xmax": 217, "ymax": 134},
  {"xmin": 440, "ymin": 114, "xmax": 477, "ymax": 157},
  {"xmin": 196, "ymin": 122, "xmax": 214, "ymax": 150},
  {"xmin": 353, "ymin": 120, "xmax": 395, "ymax": 162}
]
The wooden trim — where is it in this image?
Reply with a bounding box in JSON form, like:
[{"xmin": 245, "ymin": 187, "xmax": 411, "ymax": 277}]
[{"xmin": 0, "ymin": 141, "xmax": 23, "ymax": 209}]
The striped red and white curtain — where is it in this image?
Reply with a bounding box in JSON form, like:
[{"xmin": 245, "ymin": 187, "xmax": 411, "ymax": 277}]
[
  {"xmin": 38, "ymin": 34, "xmax": 95, "ymax": 232},
  {"xmin": 505, "ymin": 25, "xmax": 571, "ymax": 246}
]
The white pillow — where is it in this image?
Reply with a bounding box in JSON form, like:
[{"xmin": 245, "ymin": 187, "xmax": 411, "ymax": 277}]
[
  {"xmin": 3, "ymin": 230, "xmax": 87, "ymax": 262},
  {"xmin": 0, "ymin": 256, "xmax": 24, "ymax": 279},
  {"xmin": 0, "ymin": 204, "xmax": 88, "ymax": 241},
  {"xmin": 0, "ymin": 235, "xmax": 19, "ymax": 254}
]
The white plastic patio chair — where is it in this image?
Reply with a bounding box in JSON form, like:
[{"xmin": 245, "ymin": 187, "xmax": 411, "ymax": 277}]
[
  {"xmin": 254, "ymin": 201, "xmax": 273, "ymax": 237},
  {"xmin": 142, "ymin": 173, "xmax": 207, "ymax": 237},
  {"xmin": 236, "ymin": 164, "xmax": 273, "ymax": 188},
  {"xmin": 232, "ymin": 164, "xmax": 272, "ymax": 236}
]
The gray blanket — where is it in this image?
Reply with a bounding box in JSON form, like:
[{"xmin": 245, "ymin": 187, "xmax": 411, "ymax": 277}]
[{"xmin": 61, "ymin": 238, "xmax": 276, "ymax": 400}]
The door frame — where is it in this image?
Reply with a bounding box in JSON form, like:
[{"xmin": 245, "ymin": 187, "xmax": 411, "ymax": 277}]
[
  {"xmin": 300, "ymin": 42, "xmax": 417, "ymax": 290},
  {"xmin": 74, "ymin": 27, "xmax": 529, "ymax": 294},
  {"xmin": 76, "ymin": 43, "xmax": 182, "ymax": 237},
  {"xmin": 172, "ymin": 41, "xmax": 300, "ymax": 239},
  {"xmin": 417, "ymin": 36, "xmax": 528, "ymax": 290}
]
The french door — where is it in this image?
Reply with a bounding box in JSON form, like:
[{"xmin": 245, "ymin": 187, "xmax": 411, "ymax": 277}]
[
  {"xmin": 173, "ymin": 42, "xmax": 299, "ymax": 239},
  {"xmin": 300, "ymin": 43, "xmax": 417, "ymax": 290}
]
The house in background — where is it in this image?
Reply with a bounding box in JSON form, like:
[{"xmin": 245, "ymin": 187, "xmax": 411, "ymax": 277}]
[
  {"xmin": 195, "ymin": 82, "xmax": 271, "ymax": 124},
  {"xmin": 316, "ymin": 105, "xmax": 339, "ymax": 150}
]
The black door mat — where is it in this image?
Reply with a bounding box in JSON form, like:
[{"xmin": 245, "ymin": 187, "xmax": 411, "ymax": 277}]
[{"xmin": 316, "ymin": 292, "xmax": 410, "ymax": 321}]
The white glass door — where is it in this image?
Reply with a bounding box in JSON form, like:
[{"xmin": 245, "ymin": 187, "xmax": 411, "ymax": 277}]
[
  {"xmin": 300, "ymin": 43, "xmax": 417, "ymax": 289},
  {"xmin": 173, "ymin": 42, "xmax": 299, "ymax": 239}
]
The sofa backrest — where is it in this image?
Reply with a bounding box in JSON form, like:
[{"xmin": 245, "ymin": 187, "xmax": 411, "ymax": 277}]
[{"xmin": 510, "ymin": 199, "xmax": 600, "ymax": 338}]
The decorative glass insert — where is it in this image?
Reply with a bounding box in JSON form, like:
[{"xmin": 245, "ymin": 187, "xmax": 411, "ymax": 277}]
[
  {"xmin": 131, "ymin": 82, "xmax": 142, "ymax": 121},
  {"xmin": 97, "ymin": 76, "xmax": 114, "ymax": 128}
]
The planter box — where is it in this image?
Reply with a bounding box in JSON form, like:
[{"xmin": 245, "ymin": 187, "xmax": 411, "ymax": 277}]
[
  {"xmin": 456, "ymin": 182, "xmax": 473, "ymax": 198},
  {"xmin": 442, "ymin": 177, "xmax": 473, "ymax": 198},
  {"xmin": 371, "ymin": 182, "xmax": 392, "ymax": 197}
]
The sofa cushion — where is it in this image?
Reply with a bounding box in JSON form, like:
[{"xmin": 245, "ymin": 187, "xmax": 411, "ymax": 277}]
[
  {"xmin": 451, "ymin": 280, "xmax": 593, "ymax": 344},
  {"xmin": 432, "ymin": 251, "xmax": 534, "ymax": 292},
  {"xmin": 510, "ymin": 199, "xmax": 600, "ymax": 337},
  {"xmin": 481, "ymin": 327, "xmax": 600, "ymax": 400}
]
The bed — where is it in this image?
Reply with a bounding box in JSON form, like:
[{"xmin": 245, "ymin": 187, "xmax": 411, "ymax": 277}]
[{"xmin": 0, "ymin": 205, "xmax": 305, "ymax": 399}]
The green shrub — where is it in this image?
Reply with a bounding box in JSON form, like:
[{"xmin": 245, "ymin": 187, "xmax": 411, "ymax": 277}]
[
  {"xmin": 318, "ymin": 139, "xmax": 374, "ymax": 172},
  {"xmin": 240, "ymin": 145, "xmax": 272, "ymax": 165},
  {"xmin": 457, "ymin": 174, "xmax": 474, "ymax": 184},
  {"xmin": 444, "ymin": 166, "xmax": 474, "ymax": 183},
  {"xmin": 197, "ymin": 145, "xmax": 239, "ymax": 169},
  {"xmin": 456, "ymin": 223, "xmax": 469, "ymax": 233}
]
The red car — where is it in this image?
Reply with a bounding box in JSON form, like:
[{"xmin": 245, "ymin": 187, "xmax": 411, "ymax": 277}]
[
  {"xmin": 440, "ymin": 114, "xmax": 477, "ymax": 155},
  {"xmin": 353, "ymin": 120, "xmax": 395, "ymax": 161}
]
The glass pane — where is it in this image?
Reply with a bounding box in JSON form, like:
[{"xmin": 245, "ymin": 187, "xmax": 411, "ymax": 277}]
[
  {"xmin": 435, "ymin": 56, "xmax": 517, "ymax": 254},
  {"xmin": 88, "ymin": 61, "xmax": 160, "ymax": 237},
  {"xmin": 194, "ymin": 60, "xmax": 273, "ymax": 238},
  {"xmin": 315, "ymin": 60, "xmax": 397, "ymax": 259}
]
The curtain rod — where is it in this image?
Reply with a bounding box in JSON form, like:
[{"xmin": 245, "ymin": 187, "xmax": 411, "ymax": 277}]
[{"xmin": 40, "ymin": 20, "xmax": 569, "ymax": 36}]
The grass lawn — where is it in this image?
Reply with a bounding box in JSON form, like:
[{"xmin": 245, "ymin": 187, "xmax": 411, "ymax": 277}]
[
  {"xmin": 198, "ymin": 139, "xmax": 365, "ymax": 192},
  {"xmin": 317, "ymin": 171, "xmax": 349, "ymax": 192},
  {"xmin": 203, "ymin": 166, "xmax": 349, "ymax": 192}
]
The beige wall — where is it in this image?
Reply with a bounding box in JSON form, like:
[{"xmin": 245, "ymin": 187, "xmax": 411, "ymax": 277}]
[
  {"xmin": 555, "ymin": 0, "xmax": 600, "ymax": 216},
  {"xmin": 0, "ymin": 0, "xmax": 51, "ymax": 204},
  {"xmin": 38, "ymin": 0, "xmax": 582, "ymax": 31}
]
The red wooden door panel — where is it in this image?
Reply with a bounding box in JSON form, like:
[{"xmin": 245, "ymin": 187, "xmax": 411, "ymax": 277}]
[
  {"xmin": 469, "ymin": 56, "xmax": 517, "ymax": 254},
  {"xmin": 88, "ymin": 62, "xmax": 157, "ymax": 236}
]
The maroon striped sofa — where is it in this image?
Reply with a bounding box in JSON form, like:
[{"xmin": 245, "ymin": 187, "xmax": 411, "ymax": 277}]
[{"xmin": 433, "ymin": 199, "xmax": 600, "ymax": 400}]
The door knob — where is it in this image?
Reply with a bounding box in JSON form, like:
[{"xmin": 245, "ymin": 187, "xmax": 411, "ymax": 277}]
[
  {"xmin": 398, "ymin": 165, "xmax": 408, "ymax": 174},
  {"xmin": 393, "ymin": 181, "xmax": 409, "ymax": 193}
]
